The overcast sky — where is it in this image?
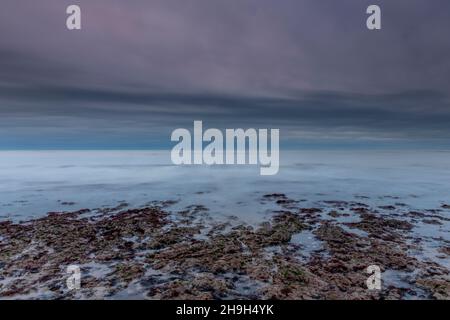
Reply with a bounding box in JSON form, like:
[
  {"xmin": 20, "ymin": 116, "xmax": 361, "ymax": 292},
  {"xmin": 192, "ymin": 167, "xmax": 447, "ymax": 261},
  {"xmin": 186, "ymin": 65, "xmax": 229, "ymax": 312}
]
[{"xmin": 0, "ymin": 0, "xmax": 449, "ymax": 149}]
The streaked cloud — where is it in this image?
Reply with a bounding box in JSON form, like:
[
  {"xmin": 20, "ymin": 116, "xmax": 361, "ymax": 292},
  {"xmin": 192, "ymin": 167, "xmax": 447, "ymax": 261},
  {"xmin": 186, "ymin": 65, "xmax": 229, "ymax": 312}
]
[{"xmin": 0, "ymin": 0, "xmax": 449, "ymax": 148}]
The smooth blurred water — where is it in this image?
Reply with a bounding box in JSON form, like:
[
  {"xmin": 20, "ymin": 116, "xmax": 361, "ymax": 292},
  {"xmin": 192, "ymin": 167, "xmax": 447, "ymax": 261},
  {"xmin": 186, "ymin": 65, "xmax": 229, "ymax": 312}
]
[{"xmin": 0, "ymin": 150, "xmax": 449, "ymax": 224}]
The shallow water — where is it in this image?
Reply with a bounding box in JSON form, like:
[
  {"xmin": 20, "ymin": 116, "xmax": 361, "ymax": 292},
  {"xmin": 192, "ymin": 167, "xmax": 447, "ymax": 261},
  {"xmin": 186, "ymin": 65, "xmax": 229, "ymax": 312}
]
[
  {"xmin": 0, "ymin": 150, "xmax": 449, "ymax": 224},
  {"xmin": 0, "ymin": 150, "xmax": 449, "ymax": 298}
]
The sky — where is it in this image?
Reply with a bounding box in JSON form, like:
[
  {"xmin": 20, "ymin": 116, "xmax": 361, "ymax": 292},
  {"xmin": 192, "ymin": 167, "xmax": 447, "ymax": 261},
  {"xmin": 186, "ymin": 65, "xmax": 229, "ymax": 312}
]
[{"xmin": 0, "ymin": 0, "xmax": 449, "ymax": 149}]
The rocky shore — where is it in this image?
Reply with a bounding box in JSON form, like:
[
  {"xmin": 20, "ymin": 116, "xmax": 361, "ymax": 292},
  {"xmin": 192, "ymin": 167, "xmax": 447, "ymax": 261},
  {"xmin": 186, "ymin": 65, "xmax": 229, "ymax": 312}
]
[{"xmin": 0, "ymin": 195, "xmax": 449, "ymax": 300}]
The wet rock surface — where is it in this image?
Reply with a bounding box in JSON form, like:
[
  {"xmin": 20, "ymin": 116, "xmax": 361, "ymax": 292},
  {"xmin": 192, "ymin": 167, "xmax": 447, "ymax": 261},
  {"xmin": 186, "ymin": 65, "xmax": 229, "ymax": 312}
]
[{"xmin": 0, "ymin": 195, "xmax": 449, "ymax": 300}]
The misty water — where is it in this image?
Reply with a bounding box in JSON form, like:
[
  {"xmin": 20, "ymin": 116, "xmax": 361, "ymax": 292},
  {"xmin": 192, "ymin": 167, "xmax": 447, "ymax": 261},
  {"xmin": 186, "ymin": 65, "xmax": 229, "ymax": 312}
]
[
  {"xmin": 0, "ymin": 150, "xmax": 449, "ymax": 223},
  {"xmin": 1, "ymin": 150, "xmax": 449, "ymax": 293}
]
